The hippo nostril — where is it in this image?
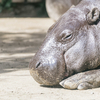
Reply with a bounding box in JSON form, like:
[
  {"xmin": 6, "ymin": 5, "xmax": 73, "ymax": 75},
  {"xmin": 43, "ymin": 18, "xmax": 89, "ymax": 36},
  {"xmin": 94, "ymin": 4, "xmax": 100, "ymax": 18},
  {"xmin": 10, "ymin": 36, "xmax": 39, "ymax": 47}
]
[{"xmin": 36, "ymin": 62, "xmax": 41, "ymax": 68}]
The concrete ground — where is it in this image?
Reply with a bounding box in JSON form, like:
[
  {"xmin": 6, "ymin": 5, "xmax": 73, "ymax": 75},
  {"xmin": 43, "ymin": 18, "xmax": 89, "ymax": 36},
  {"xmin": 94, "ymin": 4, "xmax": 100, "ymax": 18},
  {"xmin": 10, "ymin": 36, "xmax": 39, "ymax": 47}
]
[{"xmin": 0, "ymin": 18, "xmax": 100, "ymax": 100}]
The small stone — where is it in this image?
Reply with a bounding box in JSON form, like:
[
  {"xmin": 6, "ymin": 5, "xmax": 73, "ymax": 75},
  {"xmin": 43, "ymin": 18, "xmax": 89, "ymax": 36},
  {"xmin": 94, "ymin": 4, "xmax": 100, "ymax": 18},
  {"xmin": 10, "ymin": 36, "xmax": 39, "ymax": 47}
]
[
  {"xmin": 40, "ymin": 93, "xmax": 44, "ymax": 94},
  {"xmin": 91, "ymin": 92, "xmax": 94, "ymax": 95}
]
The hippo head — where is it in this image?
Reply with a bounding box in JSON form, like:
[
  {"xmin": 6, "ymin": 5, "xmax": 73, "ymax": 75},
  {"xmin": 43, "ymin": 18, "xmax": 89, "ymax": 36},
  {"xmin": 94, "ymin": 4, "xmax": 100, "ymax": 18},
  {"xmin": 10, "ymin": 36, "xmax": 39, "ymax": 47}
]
[{"xmin": 29, "ymin": 0, "xmax": 100, "ymax": 86}]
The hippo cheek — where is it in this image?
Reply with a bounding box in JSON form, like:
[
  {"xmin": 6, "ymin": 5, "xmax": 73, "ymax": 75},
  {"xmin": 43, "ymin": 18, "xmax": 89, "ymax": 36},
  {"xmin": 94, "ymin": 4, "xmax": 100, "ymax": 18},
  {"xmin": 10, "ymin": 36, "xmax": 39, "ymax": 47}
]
[{"xmin": 29, "ymin": 56, "xmax": 66, "ymax": 86}]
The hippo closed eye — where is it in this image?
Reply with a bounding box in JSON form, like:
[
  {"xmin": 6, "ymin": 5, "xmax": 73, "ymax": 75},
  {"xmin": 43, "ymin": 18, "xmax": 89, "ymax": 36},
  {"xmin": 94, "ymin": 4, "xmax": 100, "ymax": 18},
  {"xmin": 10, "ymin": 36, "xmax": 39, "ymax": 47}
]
[{"xmin": 29, "ymin": 0, "xmax": 100, "ymax": 89}]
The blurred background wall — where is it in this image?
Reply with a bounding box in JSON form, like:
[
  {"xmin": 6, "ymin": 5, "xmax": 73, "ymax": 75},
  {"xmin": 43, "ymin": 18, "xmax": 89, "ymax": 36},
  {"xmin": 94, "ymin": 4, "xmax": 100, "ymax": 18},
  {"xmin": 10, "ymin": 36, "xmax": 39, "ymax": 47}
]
[{"xmin": 0, "ymin": 0, "xmax": 48, "ymax": 17}]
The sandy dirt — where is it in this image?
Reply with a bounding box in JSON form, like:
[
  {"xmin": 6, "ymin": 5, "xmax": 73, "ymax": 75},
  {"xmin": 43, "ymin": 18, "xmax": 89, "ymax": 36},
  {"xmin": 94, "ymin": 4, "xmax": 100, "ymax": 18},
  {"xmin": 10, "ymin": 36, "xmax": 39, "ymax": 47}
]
[{"xmin": 0, "ymin": 18, "xmax": 100, "ymax": 100}]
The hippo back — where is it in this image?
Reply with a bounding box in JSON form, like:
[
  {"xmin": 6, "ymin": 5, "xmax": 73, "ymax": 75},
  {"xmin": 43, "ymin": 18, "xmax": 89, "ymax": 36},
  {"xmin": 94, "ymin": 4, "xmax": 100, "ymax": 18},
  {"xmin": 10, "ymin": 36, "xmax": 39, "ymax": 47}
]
[{"xmin": 46, "ymin": 0, "xmax": 81, "ymax": 21}]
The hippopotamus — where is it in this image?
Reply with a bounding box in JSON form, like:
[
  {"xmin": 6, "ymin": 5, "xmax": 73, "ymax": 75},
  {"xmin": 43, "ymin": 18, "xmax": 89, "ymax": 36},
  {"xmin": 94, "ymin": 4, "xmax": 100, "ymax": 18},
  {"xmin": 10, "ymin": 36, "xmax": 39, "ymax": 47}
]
[
  {"xmin": 46, "ymin": 0, "xmax": 81, "ymax": 21},
  {"xmin": 29, "ymin": 0, "xmax": 100, "ymax": 90}
]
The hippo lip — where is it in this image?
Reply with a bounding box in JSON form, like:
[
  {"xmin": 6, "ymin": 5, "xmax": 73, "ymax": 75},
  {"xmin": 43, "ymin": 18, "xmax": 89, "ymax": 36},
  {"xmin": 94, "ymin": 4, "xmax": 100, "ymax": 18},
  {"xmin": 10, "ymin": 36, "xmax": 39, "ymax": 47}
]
[{"xmin": 30, "ymin": 69, "xmax": 54, "ymax": 85}]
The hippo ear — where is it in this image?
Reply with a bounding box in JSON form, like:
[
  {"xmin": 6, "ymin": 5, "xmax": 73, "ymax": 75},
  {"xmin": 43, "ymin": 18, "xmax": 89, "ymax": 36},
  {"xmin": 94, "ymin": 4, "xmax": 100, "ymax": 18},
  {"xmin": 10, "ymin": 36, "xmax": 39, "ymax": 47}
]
[
  {"xmin": 47, "ymin": 23, "xmax": 56, "ymax": 33},
  {"xmin": 87, "ymin": 8, "xmax": 100, "ymax": 25}
]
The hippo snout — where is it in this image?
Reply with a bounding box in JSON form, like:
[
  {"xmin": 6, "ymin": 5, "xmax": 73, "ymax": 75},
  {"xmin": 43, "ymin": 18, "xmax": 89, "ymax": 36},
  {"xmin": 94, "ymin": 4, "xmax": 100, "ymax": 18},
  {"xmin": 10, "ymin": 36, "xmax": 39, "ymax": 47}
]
[{"xmin": 29, "ymin": 53, "xmax": 66, "ymax": 86}]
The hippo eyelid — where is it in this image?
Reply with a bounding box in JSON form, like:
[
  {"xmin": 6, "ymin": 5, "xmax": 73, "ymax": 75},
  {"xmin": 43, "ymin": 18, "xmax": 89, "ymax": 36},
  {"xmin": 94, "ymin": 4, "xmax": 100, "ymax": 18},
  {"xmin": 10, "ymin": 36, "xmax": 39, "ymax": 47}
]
[{"xmin": 61, "ymin": 30, "xmax": 73, "ymax": 40}]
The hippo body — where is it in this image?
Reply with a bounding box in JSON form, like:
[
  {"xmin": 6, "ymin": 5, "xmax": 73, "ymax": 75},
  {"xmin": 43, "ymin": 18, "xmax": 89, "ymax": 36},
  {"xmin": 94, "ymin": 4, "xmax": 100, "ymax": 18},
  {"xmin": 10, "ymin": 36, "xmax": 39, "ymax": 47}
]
[
  {"xmin": 29, "ymin": 0, "xmax": 100, "ymax": 89},
  {"xmin": 46, "ymin": 0, "xmax": 81, "ymax": 21}
]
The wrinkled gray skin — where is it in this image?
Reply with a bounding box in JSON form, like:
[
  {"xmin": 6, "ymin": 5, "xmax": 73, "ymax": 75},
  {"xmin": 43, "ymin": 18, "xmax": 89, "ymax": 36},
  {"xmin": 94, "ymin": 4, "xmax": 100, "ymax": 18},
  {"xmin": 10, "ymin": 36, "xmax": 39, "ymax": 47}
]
[
  {"xmin": 46, "ymin": 0, "xmax": 81, "ymax": 21},
  {"xmin": 29, "ymin": 0, "xmax": 100, "ymax": 90}
]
